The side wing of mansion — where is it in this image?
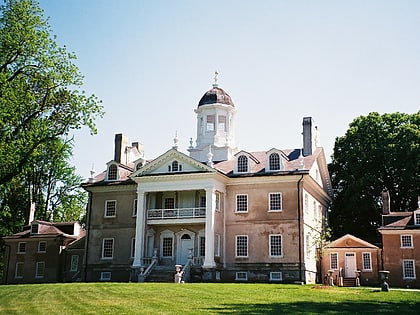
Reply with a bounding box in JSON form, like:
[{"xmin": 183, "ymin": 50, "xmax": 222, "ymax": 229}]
[{"xmin": 82, "ymin": 82, "xmax": 332, "ymax": 283}]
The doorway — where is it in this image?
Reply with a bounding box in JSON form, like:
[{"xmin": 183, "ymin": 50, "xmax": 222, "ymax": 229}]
[
  {"xmin": 344, "ymin": 252, "xmax": 357, "ymax": 277},
  {"xmin": 178, "ymin": 233, "xmax": 193, "ymax": 265}
]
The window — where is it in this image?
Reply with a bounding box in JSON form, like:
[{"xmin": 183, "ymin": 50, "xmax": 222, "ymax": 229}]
[
  {"xmin": 215, "ymin": 234, "xmax": 221, "ymax": 257},
  {"xmin": 171, "ymin": 160, "xmax": 182, "ymax": 172},
  {"xmin": 215, "ymin": 192, "xmax": 221, "ymax": 212},
  {"xmin": 304, "ymin": 194, "xmax": 309, "ymax": 215},
  {"xmin": 165, "ymin": 197, "xmax": 175, "ymax": 209},
  {"xmin": 31, "ymin": 224, "xmax": 39, "ymax": 234},
  {"xmin": 200, "ymin": 196, "xmax": 206, "ymax": 208},
  {"xmin": 236, "ymin": 235, "xmax": 248, "ymax": 257},
  {"xmin": 100, "ymin": 272, "xmax": 112, "ymax": 281},
  {"xmin": 17, "ymin": 242, "xmax": 26, "ymax": 254},
  {"xmin": 306, "ymin": 234, "xmax": 311, "ymax": 258},
  {"xmin": 270, "ymin": 272, "xmax": 283, "ymax": 281},
  {"xmin": 401, "ymin": 235, "xmax": 413, "ymax": 248},
  {"xmin": 235, "ymin": 272, "xmax": 248, "ymax": 281},
  {"xmin": 415, "ymin": 212, "xmax": 420, "ymax": 225},
  {"xmin": 132, "ymin": 199, "xmax": 138, "ymax": 217},
  {"xmin": 362, "ymin": 252, "xmax": 372, "ymax": 271},
  {"xmin": 108, "ymin": 164, "xmax": 117, "ymax": 180},
  {"xmin": 402, "ymin": 260, "xmax": 416, "ymax": 279},
  {"xmin": 70, "ymin": 255, "xmax": 79, "ymax": 272},
  {"xmin": 237, "ymin": 155, "xmax": 248, "ymax": 173},
  {"xmin": 269, "ymin": 153, "xmax": 281, "ymax": 171},
  {"xmin": 36, "ymin": 261, "xmax": 45, "ymax": 278},
  {"xmin": 131, "ymin": 238, "xmax": 136, "ymax": 258},
  {"xmin": 38, "ymin": 241, "xmax": 47, "ymax": 253},
  {"xmin": 236, "ymin": 194, "xmax": 248, "ymax": 212},
  {"xmin": 162, "ymin": 237, "xmax": 173, "ymax": 257},
  {"xmin": 206, "ymin": 115, "xmax": 215, "ymax": 131},
  {"xmin": 15, "ymin": 262, "xmax": 24, "ymax": 279},
  {"xmin": 105, "ymin": 200, "xmax": 117, "ymax": 217},
  {"xmin": 102, "ymin": 239, "xmax": 114, "ymax": 259},
  {"xmin": 218, "ymin": 115, "xmax": 226, "ymax": 131},
  {"xmin": 330, "ymin": 253, "xmax": 338, "ymax": 270},
  {"xmin": 269, "ymin": 235, "xmax": 283, "ymax": 257},
  {"xmin": 199, "ymin": 236, "xmax": 206, "ymax": 257},
  {"xmin": 269, "ymin": 193, "xmax": 282, "ymax": 211}
]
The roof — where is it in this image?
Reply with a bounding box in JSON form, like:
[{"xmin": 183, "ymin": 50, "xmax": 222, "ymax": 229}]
[
  {"xmin": 380, "ymin": 210, "xmax": 420, "ymax": 230},
  {"xmin": 325, "ymin": 234, "xmax": 379, "ymax": 249},
  {"xmin": 198, "ymin": 86, "xmax": 234, "ymax": 107},
  {"xmin": 3, "ymin": 220, "xmax": 83, "ymax": 240}
]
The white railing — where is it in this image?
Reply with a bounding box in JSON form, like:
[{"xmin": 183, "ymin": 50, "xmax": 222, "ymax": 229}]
[{"xmin": 147, "ymin": 207, "xmax": 206, "ymax": 220}]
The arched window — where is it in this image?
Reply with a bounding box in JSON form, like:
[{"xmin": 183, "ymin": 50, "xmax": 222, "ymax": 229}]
[
  {"xmin": 172, "ymin": 161, "xmax": 179, "ymax": 172},
  {"xmin": 269, "ymin": 153, "xmax": 281, "ymax": 171},
  {"xmin": 237, "ymin": 155, "xmax": 248, "ymax": 173},
  {"xmin": 108, "ymin": 164, "xmax": 117, "ymax": 180},
  {"xmin": 136, "ymin": 162, "xmax": 143, "ymax": 171}
]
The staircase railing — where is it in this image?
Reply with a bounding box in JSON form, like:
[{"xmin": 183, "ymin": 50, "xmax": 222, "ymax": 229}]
[
  {"xmin": 138, "ymin": 256, "xmax": 158, "ymax": 282},
  {"xmin": 181, "ymin": 259, "xmax": 193, "ymax": 282}
]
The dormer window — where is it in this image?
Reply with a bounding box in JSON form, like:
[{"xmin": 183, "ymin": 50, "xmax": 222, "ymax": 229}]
[
  {"xmin": 269, "ymin": 153, "xmax": 281, "ymax": 171},
  {"xmin": 107, "ymin": 164, "xmax": 118, "ymax": 181},
  {"xmin": 31, "ymin": 223, "xmax": 39, "ymax": 234},
  {"xmin": 136, "ymin": 162, "xmax": 143, "ymax": 171},
  {"xmin": 415, "ymin": 211, "xmax": 420, "ymax": 225},
  {"xmin": 237, "ymin": 155, "xmax": 248, "ymax": 173}
]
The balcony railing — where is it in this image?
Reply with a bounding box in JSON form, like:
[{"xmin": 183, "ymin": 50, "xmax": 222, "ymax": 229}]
[{"xmin": 147, "ymin": 207, "xmax": 206, "ymax": 220}]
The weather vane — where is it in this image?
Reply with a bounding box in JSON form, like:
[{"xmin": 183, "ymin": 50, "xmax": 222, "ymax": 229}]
[{"xmin": 213, "ymin": 70, "xmax": 219, "ymax": 87}]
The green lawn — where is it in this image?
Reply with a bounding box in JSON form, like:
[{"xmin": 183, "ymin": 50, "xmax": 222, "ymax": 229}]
[{"xmin": 0, "ymin": 283, "xmax": 418, "ymax": 314}]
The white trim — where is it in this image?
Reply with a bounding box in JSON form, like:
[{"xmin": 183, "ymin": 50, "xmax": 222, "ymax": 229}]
[
  {"xmin": 268, "ymin": 192, "xmax": 282, "ymax": 212},
  {"xmin": 17, "ymin": 242, "xmax": 26, "ymax": 254},
  {"xmin": 362, "ymin": 252, "xmax": 372, "ymax": 271},
  {"xmin": 104, "ymin": 200, "xmax": 117, "ymax": 218},
  {"xmin": 38, "ymin": 241, "xmax": 47, "ymax": 253},
  {"xmin": 100, "ymin": 271, "xmax": 112, "ymax": 281},
  {"xmin": 235, "ymin": 271, "xmax": 248, "ymax": 281},
  {"xmin": 400, "ymin": 235, "xmax": 413, "ymax": 248},
  {"xmin": 330, "ymin": 252, "xmax": 338, "ymax": 270},
  {"xmin": 235, "ymin": 194, "xmax": 248, "ymax": 213},
  {"xmin": 102, "ymin": 238, "xmax": 114, "ymax": 259},
  {"xmin": 269, "ymin": 234, "xmax": 283, "ymax": 257},
  {"xmin": 35, "ymin": 261, "xmax": 45, "ymax": 278},
  {"xmin": 402, "ymin": 259, "xmax": 416, "ymax": 279},
  {"xmin": 235, "ymin": 235, "xmax": 248, "ymax": 258},
  {"xmin": 15, "ymin": 262, "xmax": 24, "ymax": 279},
  {"xmin": 270, "ymin": 271, "xmax": 283, "ymax": 281}
]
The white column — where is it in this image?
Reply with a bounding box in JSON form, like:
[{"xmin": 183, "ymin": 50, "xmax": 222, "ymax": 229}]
[
  {"xmin": 203, "ymin": 187, "xmax": 216, "ymax": 268},
  {"xmin": 132, "ymin": 190, "xmax": 146, "ymax": 267}
]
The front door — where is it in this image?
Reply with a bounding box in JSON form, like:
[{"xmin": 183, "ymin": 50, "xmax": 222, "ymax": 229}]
[
  {"xmin": 345, "ymin": 252, "xmax": 357, "ymax": 277},
  {"xmin": 178, "ymin": 234, "xmax": 193, "ymax": 265}
]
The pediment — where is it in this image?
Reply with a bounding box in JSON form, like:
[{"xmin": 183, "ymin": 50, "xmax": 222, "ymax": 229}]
[
  {"xmin": 131, "ymin": 148, "xmax": 215, "ymax": 177},
  {"xmin": 326, "ymin": 234, "xmax": 378, "ymax": 249}
]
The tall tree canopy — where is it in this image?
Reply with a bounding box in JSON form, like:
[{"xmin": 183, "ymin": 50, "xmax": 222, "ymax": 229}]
[
  {"xmin": 329, "ymin": 111, "xmax": 420, "ymax": 242},
  {"xmin": 0, "ymin": 0, "xmax": 103, "ymax": 186}
]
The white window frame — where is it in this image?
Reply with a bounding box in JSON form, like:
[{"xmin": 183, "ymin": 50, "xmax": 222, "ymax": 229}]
[
  {"xmin": 215, "ymin": 192, "xmax": 221, "ymax": 212},
  {"xmin": 102, "ymin": 238, "xmax": 114, "ymax": 259},
  {"xmin": 401, "ymin": 235, "xmax": 413, "ymax": 248},
  {"xmin": 131, "ymin": 238, "xmax": 136, "ymax": 258},
  {"xmin": 132, "ymin": 199, "xmax": 138, "ymax": 217},
  {"xmin": 17, "ymin": 242, "xmax": 26, "ymax": 254},
  {"xmin": 215, "ymin": 234, "xmax": 221, "ymax": 257},
  {"xmin": 100, "ymin": 272, "xmax": 112, "ymax": 281},
  {"xmin": 270, "ymin": 271, "xmax": 283, "ymax": 281},
  {"xmin": 35, "ymin": 261, "xmax": 45, "ymax": 278},
  {"xmin": 31, "ymin": 223, "xmax": 39, "ymax": 234},
  {"xmin": 268, "ymin": 192, "xmax": 282, "ymax": 212},
  {"xmin": 107, "ymin": 164, "xmax": 118, "ymax": 181},
  {"xmin": 402, "ymin": 259, "xmax": 416, "ymax": 279},
  {"xmin": 414, "ymin": 211, "xmax": 420, "ymax": 225},
  {"xmin": 70, "ymin": 255, "xmax": 79, "ymax": 272},
  {"xmin": 235, "ymin": 235, "xmax": 248, "ymax": 258},
  {"xmin": 235, "ymin": 194, "xmax": 248, "ymax": 213},
  {"xmin": 104, "ymin": 200, "xmax": 117, "ymax": 218},
  {"xmin": 330, "ymin": 252, "xmax": 338, "ymax": 270},
  {"xmin": 237, "ymin": 155, "xmax": 248, "ymax": 173},
  {"xmin": 362, "ymin": 252, "xmax": 372, "ymax": 271},
  {"xmin": 15, "ymin": 262, "xmax": 24, "ymax": 279},
  {"xmin": 268, "ymin": 152, "xmax": 281, "ymax": 171},
  {"xmin": 269, "ymin": 234, "xmax": 283, "ymax": 257},
  {"xmin": 38, "ymin": 241, "xmax": 47, "ymax": 253},
  {"xmin": 235, "ymin": 271, "xmax": 248, "ymax": 281}
]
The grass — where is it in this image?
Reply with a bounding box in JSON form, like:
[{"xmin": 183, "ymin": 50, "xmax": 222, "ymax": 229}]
[{"xmin": 0, "ymin": 283, "xmax": 419, "ymax": 314}]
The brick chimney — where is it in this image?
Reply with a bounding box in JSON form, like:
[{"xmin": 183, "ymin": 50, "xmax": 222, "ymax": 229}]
[
  {"xmin": 302, "ymin": 117, "xmax": 319, "ymax": 156},
  {"xmin": 382, "ymin": 189, "xmax": 391, "ymax": 214},
  {"xmin": 114, "ymin": 133, "xmax": 129, "ymax": 163}
]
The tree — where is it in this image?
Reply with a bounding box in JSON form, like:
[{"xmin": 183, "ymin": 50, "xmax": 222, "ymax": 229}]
[
  {"xmin": 329, "ymin": 111, "xmax": 420, "ymax": 242},
  {"xmin": 0, "ymin": 0, "xmax": 103, "ymax": 186}
]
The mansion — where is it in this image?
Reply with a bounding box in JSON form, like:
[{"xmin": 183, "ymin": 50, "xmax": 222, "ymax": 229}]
[{"xmin": 81, "ymin": 80, "xmax": 332, "ymax": 283}]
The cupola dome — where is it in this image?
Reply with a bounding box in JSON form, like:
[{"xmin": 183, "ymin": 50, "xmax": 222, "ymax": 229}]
[{"xmin": 198, "ymin": 87, "xmax": 234, "ymax": 107}]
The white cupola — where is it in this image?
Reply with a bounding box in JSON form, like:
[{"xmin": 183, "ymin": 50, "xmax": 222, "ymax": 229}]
[{"xmin": 188, "ymin": 72, "xmax": 238, "ymax": 162}]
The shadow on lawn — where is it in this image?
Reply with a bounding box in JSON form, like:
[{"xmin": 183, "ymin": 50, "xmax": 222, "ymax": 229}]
[{"xmin": 207, "ymin": 300, "xmax": 420, "ymax": 314}]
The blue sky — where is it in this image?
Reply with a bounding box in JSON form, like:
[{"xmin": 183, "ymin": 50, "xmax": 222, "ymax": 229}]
[{"xmin": 38, "ymin": 0, "xmax": 420, "ymax": 178}]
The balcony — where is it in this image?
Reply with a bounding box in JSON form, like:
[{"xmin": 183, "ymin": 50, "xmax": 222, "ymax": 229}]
[{"xmin": 146, "ymin": 207, "xmax": 206, "ymax": 224}]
